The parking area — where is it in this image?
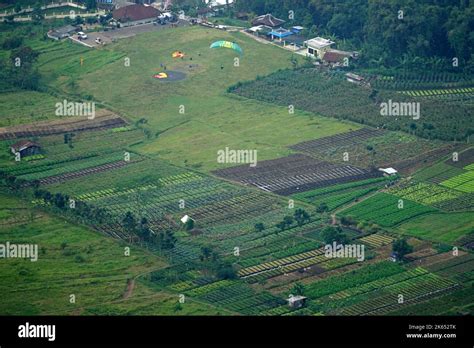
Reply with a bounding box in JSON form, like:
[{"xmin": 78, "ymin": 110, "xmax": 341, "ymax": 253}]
[{"xmin": 70, "ymin": 20, "xmax": 189, "ymax": 48}]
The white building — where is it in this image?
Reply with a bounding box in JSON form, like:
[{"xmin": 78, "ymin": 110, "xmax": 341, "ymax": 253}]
[
  {"xmin": 379, "ymin": 167, "xmax": 398, "ymax": 176},
  {"xmin": 304, "ymin": 37, "xmax": 335, "ymax": 59},
  {"xmin": 205, "ymin": 0, "xmax": 233, "ymax": 7},
  {"xmin": 288, "ymin": 295, "xmax": 307, "ymax": 309}
]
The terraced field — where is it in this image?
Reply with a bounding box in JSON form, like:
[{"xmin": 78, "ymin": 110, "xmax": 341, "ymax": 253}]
[
  {"xmin": 340, "ymin": 193, "xmax": 436, "ymax": 227},
  {"xmin": 213, "ymin": 154, "xmax": 383, "ymax": 196},
  {"xmin": 293, "ymin": 177, "xmax": 393, "ymax": 211},
  {"xmin": 0, "ymin": 19, "xmax": 473, "ymax": 318},
  {"xmin": 388, "ymin": 182, "xmax": 463, "ymax": 208},
  {"xmin": 441, "ymin": 170, "xmax": 474, "ymax": 193}
]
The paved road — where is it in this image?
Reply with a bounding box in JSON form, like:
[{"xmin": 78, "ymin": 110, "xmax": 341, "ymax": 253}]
[{"xmin": 74, "ymin": 20, "xmax": 189, "ymax": 48}]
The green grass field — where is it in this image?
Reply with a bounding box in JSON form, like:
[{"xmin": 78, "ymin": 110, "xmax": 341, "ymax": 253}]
[
  {"xmin": 0, "ymin": 91, "xmax": 60, "ymax": 127},
  {"xmin": 63, "ymin": 26, "xmax": 355, "ymax": 172},
  {"xmin": 396, "ymin": 212, "xmax": 474, "ymax": 244}
]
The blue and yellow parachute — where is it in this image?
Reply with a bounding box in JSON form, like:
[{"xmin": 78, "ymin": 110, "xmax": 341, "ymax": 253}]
[{"xmin": 210, "ymin": 40, "xmax": 243, "ymax": 55}]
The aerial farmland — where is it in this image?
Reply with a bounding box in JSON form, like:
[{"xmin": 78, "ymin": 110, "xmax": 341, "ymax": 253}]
[{"xmin": 0, "ymin": 0, "xmax": 473, "ymax": 344}]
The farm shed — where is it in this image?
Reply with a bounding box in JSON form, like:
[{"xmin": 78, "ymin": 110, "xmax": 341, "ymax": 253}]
[
  {"xmin": 10, "ymin": 140, "xmax": 41, "ymax": 157},
  {"xmin": 291, "ymin": 26, "xmax": 304, "ymax": 34},
  {"xmin": 346, "ymin": 72, "xmax": 365, "ymax": 84},
  {"xmin": 47, "ymin": 25, "xmax": 79, "ymax": 40},
  {"xmin": 269, "ymin": 27, "xmax": 293, "ymax": 41},
  {"xmin": 205, "ymin": 0, "xmax": 234, "ymax": 7},
  {"xmin": 181, "ymin": 215, "xmax": 193, "ymax": 224},
  {"xmin": 112, "ymin": 4, "xmax": 161, "ymax": 27},
  {"xmin": 251, "ymin": 14, "xmax": 285, "ymax": 28},
  {"xmin": 288, "ymin": 295, "xmax": 307, "ymax": 308},
  {"xmin": 304, "ymin": 37, "xmax": 335, "ymax": 59},
  {"xmin": 322, "ymin": 50, "xmax": 349, "ymax": 66},
  {"xmin": 379, "ymin": 167, "xmax": 398, "ymax": 176}
]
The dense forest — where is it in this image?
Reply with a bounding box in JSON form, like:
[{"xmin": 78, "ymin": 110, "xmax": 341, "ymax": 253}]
[{"xmin": 233, "ymin": 0, "xmax": 474, "ymax": 72}]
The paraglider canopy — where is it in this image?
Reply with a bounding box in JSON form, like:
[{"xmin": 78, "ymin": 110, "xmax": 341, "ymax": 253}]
[
  {"xmin": 153, "ymin": 72, "xmax": 168, "ymax": 79},
  {"xmin": 210, "ymin": 40, "xmax": 243, "ymax": 55},
  {"xmin": 172, "ymin": 51, "xmax": 185, "ymax": 58}
]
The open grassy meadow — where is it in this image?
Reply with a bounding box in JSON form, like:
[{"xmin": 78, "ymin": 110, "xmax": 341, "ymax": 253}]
[{"xmin": 53, "ymin": 26, "xmax": 356, "ymax": 171}]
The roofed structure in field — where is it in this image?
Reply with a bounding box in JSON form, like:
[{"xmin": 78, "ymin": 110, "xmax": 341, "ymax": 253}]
[{"xmin": 251, "ymin": 13, "xmax": 285, "ymax": 27}]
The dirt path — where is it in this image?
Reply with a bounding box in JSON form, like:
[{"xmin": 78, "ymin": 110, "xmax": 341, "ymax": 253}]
[{"xmin": 123, "ymin": 279, "xmax": 135, "ymax": 300}]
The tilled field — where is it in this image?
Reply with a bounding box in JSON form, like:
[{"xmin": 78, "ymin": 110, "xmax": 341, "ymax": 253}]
[
  {"xmin": 289, "ymin": 128, "xmax": 385, "ymax": 154},
  {"xmin": 212, "ymin": 154, "xmax": 382, "ymax": 195},
  {"xmin": 32, "ymin": 159, "xmax": 141, "ymax": 186},
  {"xmin": 0, "ymin": 110, "xmax": 127, "ymax": 140}
]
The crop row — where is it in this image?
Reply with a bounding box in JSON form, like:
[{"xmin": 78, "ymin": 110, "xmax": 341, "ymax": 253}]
[
  {"xmin": 358, "ymin": 233, "xmax": 394, "ymax": 248},
  {"xmin": 339, "ymin": 273, "xmax": 457, "ymax": 315},
  {"xmin": 400, "ymin": 87, "xmax": 474, "ymax": 97},
  {"xmin": 441, "ymin": 170, "xmax": 474, "ymax": 193},
  {"xmin": 331, "ymin": 267, "xmax": 428, "ymax": 300},
  {"xmin": 238, "ymin": 248, "xmax": 325, "ymax": 277},
  {"xmin": 389, "ymin": 182, "xmax": 462, "ymax": 207},
  {"xmin": 341, "ymin": 193, "xmax": 436, "ymax": 227}
]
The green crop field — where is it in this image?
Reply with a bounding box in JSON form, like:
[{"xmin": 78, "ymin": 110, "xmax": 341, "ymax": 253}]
[
  {"xmin": 0, "ymin": 13, "xmax": 473, "ymax": 320},
  {"xmin": 396, "ymin": 212, "xmax": 474, "ymax": 244},
  {"xmin": 340, "ymin": 193, "xmax": 436, "ymax": 227}
]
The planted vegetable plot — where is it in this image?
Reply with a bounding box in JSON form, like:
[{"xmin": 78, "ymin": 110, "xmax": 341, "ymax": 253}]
[
  {"xmin": 388, "ymin": 182, "xmax": 462, "ymax": 208},
  {"xmin": 358, "ymin": 234, "xmax": 394, "ymax": 248},
  {"xmin": 289, "ymin": 128, "xmax": 385, "ymax": 155},
  {"xmin": 290, "ymin": 128, "xmax": 448, "ymax": 172},
  {"xmin": 415, "ymin": 162, "xmax": 466, "ymax": 184},
  {"xmin": 441, "ymin": 170, "xmax": 474, "ymax": 193},
  {"xmin": 212, "ymin": 154, "xmax": 382, "ymax": 196},
  {"xmin": 399, "ymin": 87, "xmax": 474, "ymax": 98},
  {"xmin": 293, "ymin": 177, "xmax": 390, "ymax": 211},
  {"xmin": 338, "ymin": 273, "xmax": 459, "ymax": 316},
  {"xmin": 341, "ymin": 193, "xmax": 436, "ymax": 227}
]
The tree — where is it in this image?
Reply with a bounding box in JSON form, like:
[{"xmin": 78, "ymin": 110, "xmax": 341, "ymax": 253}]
[
  {"xmin": 283, "ymin": 215, "xmax": 294, "ymax": 227},
  {"xmin": 31, "ymin": 4, "xmax": 44, "ymax": 23},
  {"xmin": 340, "ymin": 215, "xmax": 356, "ymax": 226},
  {"xmin": 2, "ymin": 36, "xmax": 23, "ymax": 50},
  {"xmin": 291, "ymin": 282, "xmax": 305, "ymax": 296},
  {"xmin": 122, "ymin": 211, "xmax": 137, "ymax": 233},
  {"xmin": 321, "ymin": 226, "xmax": 349, "ymax": 244},
  {"xmin": 216, "ymin": 261, "xmax": 237, "ymax": 280},
  {"xmin": 392, "ymin": 238, "xmax": 413, "ymax": 260},
  {"xmin": 254, "ymin": 222, "xmax": 265, "ymax": 232},
  {"xmin": 294, "ymin": 208, "xmax": 310, "ymax": 226},
  {"xmin": 276, "ymin": 221, "xmax": 286, "ymax": 231},
  {"xmin": 316, "ymin": 202, "xmax": 329, "ymax": 213},
  {"xmin": 200, "ymin": 246, "xmax": 213, "ymax": 262},
  {"xmin": 158, "ymin": 230, "xmax": 176, "ymax": 249},
  {"xmin": 86, "ymin": 16, "xmax": 98, "ymax": 25},
  {"xmin": 85, "ymin": 0, "xmax": 97, "ymax": 11}
]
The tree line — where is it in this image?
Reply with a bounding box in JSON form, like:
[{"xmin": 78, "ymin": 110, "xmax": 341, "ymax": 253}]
[{"xmin": 233, "ymin": 0, "xmax": 474, "ymax": 72}]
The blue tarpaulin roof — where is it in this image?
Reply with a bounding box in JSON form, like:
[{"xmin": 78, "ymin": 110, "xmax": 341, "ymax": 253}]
[{"xmin": 269, "ymin": 27, "xmax": 293, "ymax": 38}]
